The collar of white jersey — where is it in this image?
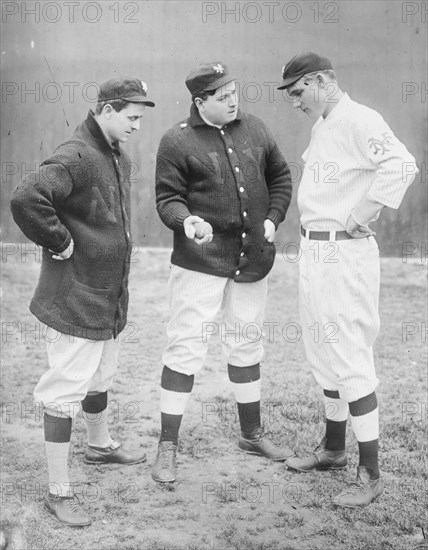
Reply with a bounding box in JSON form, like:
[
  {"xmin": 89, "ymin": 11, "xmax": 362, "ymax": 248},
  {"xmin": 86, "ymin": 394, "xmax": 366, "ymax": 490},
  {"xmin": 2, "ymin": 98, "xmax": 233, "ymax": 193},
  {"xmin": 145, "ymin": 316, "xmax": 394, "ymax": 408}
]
[{"xmin": 324, "ymin": 92, "xmax": 351, "ymax": 120}]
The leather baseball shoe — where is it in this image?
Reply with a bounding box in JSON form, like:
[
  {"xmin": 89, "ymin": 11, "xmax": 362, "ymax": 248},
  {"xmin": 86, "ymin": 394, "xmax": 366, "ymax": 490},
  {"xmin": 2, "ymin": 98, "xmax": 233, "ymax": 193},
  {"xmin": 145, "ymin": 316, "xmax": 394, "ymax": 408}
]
[
  {"xmin": 331, "ymin": 466, "xmax": 384, "ymax": 508},
  {"xmin": 286, "ymin": 437, "xmax": 347, "ymax": 472},
  {"xmin": 238, "ymin": 428, "xmax": 294, "ymax": 461},
  {"xmin": 84, "ymin": 440, "xmax": 146, "ymax": 465},
  {"xmin": 44, "ymin": 493, "xmax": 92, "ymax": 527},
  {"xmin": 151, "ymin": 441, "xmax": 177, "ymax": 483}
]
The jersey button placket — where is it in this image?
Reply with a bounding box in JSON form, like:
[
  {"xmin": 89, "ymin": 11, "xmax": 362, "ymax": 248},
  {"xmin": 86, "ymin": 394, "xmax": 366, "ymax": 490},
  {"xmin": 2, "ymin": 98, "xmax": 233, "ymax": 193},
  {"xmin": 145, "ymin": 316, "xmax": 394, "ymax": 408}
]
[{"xmin": 221, "ymin": 131, "xmax": 249, "ymax": 279}]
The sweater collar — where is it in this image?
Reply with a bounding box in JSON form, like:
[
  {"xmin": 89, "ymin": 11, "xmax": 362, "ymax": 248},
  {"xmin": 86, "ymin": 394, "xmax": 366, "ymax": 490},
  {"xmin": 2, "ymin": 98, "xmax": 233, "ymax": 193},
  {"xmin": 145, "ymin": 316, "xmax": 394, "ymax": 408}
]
[
  {"xmin": 86, "ymin": 110, "xmax": 121, "ymax": 155},
  {"xmin": 188, "ymin": 103, "xmax": 242, "ymax": 128}
]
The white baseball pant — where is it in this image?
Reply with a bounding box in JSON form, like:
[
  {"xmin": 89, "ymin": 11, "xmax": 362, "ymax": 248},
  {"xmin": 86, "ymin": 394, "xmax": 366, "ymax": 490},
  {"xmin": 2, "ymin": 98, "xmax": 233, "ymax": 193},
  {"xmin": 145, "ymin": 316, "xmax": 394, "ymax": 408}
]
[
  {"xmin": 299, "ymin": 234, "xmax": 380, "ymax": 402},
  {"xmin": 162, "ymin": 266, "xmax": 268, "ymax": 375},
  {"xmin": 34, "ymin": 328, "xmax": 120, "ymax": 419}
]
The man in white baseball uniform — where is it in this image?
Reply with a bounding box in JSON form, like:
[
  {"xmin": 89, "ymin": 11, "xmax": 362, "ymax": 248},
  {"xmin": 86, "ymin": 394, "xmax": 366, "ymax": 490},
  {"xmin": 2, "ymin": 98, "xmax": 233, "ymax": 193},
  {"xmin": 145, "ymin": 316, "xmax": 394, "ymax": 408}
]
[
  {"xmin": 153, "ymin": 62, "xmax": 294, "ymax": 482},
  {"xmin": 277, "ymin": 53, "xmax": 418, "ymax": 507}
]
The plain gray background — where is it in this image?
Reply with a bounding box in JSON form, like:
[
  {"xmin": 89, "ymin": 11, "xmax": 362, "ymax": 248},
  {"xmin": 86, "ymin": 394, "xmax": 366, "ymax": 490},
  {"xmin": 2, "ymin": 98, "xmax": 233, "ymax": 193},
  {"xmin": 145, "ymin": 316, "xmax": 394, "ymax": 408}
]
[{"xmin": 1, "ymin": 0, "xmax": 426, "ymax": 255}]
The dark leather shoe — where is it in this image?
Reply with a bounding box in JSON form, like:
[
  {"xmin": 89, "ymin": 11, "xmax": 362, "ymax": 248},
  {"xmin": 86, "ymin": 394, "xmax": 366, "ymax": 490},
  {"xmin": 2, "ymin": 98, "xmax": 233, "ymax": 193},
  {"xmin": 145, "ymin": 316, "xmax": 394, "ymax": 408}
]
[
  {"xmin": 152, "ymin": 441, "xmax": 177, "ymax": 482},
  {"xmin": 286, "ymin": 437, "xmax": 347, "ymax": 472},
  {"xmin": 331, "ymin": 466, "xmax": 384, "ymax": 508},
  {"xmin": 238, "ymin": 428, "xmax": 294, "ymax": 461},
  {"xmin": 84, "ymin": 440, "xmax": 146, "ymax": 465},
  {"xmin": 44, "ymin": 493, "xmax": 92, "ymax": 527}
]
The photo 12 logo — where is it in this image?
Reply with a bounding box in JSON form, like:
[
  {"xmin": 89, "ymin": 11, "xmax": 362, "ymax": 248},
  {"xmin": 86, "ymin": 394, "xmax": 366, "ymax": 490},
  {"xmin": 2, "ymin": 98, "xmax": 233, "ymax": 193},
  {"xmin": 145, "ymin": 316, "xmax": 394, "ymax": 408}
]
[
  {"xmin": 2, "ymin": 2, "xmax": 141, "ymax": 24},
  {"xmin": 402, "ymin": 2, "xmax": 428, "ymax": 23},
  {"xmin": 3, "ymin": 81, "xmax": 101, "ymax": 105},
  {"xmin": 201, "ymin": 2, "xmax": 340, "ymax": 24}
]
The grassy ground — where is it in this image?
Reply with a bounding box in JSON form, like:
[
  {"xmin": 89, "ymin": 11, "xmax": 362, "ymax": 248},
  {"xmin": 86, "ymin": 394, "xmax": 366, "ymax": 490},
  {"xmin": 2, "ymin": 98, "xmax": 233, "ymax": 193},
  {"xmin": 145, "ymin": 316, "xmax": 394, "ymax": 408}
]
[{"xmin": 1, "ymin": 246, "xmax": 427, "ymax": 550}]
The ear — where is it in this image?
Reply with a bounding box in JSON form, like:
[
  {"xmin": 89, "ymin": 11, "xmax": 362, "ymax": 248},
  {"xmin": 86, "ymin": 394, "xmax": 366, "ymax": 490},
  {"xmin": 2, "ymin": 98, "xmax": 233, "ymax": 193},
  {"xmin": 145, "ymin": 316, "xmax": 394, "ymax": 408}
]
[
  {"xmin": 315, "ymin": 73, "xmax": 327, "ymax": 88},
  {"xmin": 103, "ymin": 104, "xmax": 114, "ymax": 119},
  {"xmin": 194, "ymin": 98, "xmax": 205, "ymax": 112}
]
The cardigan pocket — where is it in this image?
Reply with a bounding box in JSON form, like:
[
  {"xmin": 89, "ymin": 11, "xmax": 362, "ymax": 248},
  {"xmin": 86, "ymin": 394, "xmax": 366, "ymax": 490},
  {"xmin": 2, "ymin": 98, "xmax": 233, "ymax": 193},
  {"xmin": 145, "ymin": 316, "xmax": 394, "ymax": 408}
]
[{"xmin": 55, "ymin": 279, "xmax": 114, "ymax": 331}]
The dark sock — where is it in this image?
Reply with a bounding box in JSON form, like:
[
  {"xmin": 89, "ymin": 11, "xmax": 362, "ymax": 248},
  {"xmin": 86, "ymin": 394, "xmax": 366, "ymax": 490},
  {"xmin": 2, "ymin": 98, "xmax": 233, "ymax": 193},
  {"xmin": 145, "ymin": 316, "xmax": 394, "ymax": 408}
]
[
  {"xmin": 44, "ymin": 412, "xmax": 72, "ymax": 442},
  {"xmin": 349, "ymin": 392, "xmax": 378, "ymax": 416},
  {"xmin": 228, "ymin": 364, "xmax": 261, "ymax": 437},
  {"xmin": 81, "ymin": 391, "xmax": 108, "ymax": 414},
  {"xmin": 349, "ymin": 392, "xmax": 379, "ymax": 479},
  {"xmin": 323, "ymin": 389, "xmax": 347, "ymax": 451},
  {"xmin": 160, "ymin": 413, "xmax": 182, "ymax": 445},
  {"xmin": 160, "ymin": 366, "xmax": 194, "ymax": 445},
  {"xmin": 357, "ymin": 440, "xmax": 380, "ymax": 479},
  {"xmin": 325, "ymin": 419, "xmax": 347, "ymax": 451},
  {"xmin": 44, "ymin": 413, "xmax": 72, "ymax": 497},
  {"xmin": 237, "ymin": 401, "xmax": 261, "ymax": 438}
]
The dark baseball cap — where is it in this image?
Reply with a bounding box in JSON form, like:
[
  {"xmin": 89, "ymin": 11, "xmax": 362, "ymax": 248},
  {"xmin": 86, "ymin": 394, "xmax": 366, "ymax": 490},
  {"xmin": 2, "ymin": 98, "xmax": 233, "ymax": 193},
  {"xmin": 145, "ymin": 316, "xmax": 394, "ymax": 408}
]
[
  {"xmin": 277, "ymin": 53, "xmax": 333, "ymax": 90},
  {"xmin": 98, "ymin": 77, "xmax": 155, "ymax": 107},
  {"xmin": 185, "ymin": 62, "xmax": 235, "ymax": 96}
]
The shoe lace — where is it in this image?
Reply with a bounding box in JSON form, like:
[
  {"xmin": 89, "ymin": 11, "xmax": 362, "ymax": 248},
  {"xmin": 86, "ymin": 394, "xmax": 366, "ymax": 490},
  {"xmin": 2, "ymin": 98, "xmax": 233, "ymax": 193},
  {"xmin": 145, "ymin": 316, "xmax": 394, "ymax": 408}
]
[
  {"xmin": 65, "ymin": 497, "xmax": 83, "ymax": 514},
  {"xmin": 314, "ymin": 437, "xmax": 327, "ymax": 453},
  {"xmin": 336, "ymin": 482, "xmax": 367, "ymax": 497}
]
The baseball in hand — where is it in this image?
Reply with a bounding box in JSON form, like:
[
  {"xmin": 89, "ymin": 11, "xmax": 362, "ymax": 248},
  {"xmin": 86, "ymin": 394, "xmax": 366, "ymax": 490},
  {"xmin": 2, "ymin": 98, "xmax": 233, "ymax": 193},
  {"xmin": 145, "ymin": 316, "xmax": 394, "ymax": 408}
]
[{"xmin": 194, "ymin": 221, "xmax": 213, "ymax": 239}]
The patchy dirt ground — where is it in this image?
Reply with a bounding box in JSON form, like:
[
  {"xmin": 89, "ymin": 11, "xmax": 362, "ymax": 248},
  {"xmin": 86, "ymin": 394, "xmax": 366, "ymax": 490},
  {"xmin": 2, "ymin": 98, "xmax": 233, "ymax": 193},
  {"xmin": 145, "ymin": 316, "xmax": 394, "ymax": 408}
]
[{"xmin": 1, "ymin": 246, "xmax": 427, "ymax": 550}]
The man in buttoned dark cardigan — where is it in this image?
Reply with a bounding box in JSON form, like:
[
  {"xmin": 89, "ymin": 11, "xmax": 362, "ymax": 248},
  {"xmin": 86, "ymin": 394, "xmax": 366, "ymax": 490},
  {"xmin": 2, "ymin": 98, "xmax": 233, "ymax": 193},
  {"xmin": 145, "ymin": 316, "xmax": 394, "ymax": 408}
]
[{"xmin": 152, "ymin": 62, "xmax": 294, "ymax": 483}]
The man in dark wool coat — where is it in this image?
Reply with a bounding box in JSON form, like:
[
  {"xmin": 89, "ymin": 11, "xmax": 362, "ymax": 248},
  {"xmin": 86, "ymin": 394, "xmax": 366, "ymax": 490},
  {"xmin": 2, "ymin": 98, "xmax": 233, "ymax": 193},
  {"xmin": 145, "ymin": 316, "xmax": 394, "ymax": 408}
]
[{"xmin": 11, "ymin": 77, "xmax": 154, "ymax": 527}]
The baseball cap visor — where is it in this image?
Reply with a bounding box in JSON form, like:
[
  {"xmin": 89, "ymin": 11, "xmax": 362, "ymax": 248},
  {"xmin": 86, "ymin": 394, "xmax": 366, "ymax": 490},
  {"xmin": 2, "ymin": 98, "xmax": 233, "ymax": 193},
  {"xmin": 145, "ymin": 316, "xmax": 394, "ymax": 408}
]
[
  {"xmin": 277, "ymin": 73, "xmax": 305, "ymax": 90},
  {"xmin": 123, "ymin": 95, "xmax": 155, "ymax": 107}
]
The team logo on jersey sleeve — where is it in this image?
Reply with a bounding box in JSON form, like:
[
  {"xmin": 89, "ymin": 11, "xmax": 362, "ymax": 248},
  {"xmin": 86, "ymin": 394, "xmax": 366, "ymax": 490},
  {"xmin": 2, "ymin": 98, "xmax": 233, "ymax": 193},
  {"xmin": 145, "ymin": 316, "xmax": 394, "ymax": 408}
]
[{"xmin": 368, "ymin": 133, "xmax": 394, "ymax": 155}]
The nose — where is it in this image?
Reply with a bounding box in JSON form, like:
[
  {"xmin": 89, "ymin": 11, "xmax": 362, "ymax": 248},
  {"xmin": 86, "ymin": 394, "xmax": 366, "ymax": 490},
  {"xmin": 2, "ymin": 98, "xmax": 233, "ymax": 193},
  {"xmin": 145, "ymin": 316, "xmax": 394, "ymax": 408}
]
[
  {"xmin": 131, "ymin": 119, "xmax": 140, "ymax": 131},
  {"xmin": 229, "ymin": 94, "xmax": 238, "ymax": 107}
]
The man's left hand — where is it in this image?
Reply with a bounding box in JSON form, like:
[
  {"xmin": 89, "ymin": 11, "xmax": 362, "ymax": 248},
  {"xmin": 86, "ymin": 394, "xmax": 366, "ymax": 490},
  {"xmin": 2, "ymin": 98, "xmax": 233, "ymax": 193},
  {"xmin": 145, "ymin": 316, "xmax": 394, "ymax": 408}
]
[
  {"xmin": 345, "ymin": 214, "xmax": 376, "ymax": 238},
  {"xmin": 264, "ymin": 219, "xmax": 276, "ymax": 243}
]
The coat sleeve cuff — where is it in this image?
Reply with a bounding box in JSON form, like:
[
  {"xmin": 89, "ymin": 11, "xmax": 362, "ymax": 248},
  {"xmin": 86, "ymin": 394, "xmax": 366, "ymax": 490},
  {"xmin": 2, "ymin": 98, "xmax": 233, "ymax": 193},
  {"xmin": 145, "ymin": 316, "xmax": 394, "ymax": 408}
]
[
  {"xmin": 51, "ymin": 232, "xmax": 72, "ymax": 253},
  {"xmin": 266, "ymin": 209, "xmax": 283, "ymax": 229}
]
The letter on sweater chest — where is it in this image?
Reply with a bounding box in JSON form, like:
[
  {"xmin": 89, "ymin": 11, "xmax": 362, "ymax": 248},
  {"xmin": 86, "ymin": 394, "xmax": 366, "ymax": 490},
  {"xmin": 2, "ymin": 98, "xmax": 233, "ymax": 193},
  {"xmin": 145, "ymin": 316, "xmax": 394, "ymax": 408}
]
[
  {"xmin": 87, "ymin": 186, "xmax": 117, "ymax": 224},
  {"xmin": 188, "ymin": 153, "xmax": 221, "ymax": 177},
  {"xmin": 207, "ymin": 152, "xmax": 221, "ymax": 175},
  {"xmin": 241, "ymin": 147, "xmax": 264, "ymax": 180}
]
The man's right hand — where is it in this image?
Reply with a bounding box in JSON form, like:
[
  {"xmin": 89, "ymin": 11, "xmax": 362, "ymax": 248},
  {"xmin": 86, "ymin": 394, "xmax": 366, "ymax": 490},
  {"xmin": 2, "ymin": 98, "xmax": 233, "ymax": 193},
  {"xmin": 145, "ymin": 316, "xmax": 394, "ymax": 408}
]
[
  {"xmin": 50, "ymin": 238, "xmax": 74, "ymax": 260},
  {"xmin": 183, "ymin": 216, "xmax": 213, "ymax": 245}
]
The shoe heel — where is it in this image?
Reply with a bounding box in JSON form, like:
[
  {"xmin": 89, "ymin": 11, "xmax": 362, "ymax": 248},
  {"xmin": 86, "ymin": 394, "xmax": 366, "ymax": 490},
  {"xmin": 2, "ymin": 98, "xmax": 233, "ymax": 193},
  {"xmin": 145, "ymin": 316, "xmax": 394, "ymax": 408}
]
[
  {"xmin": 318, "ymin": 464, "xmax": 348, "ymax": 471},
  {"xmin": 238, "ymin": 443, "xmax": 260, "ymax": 455}
]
